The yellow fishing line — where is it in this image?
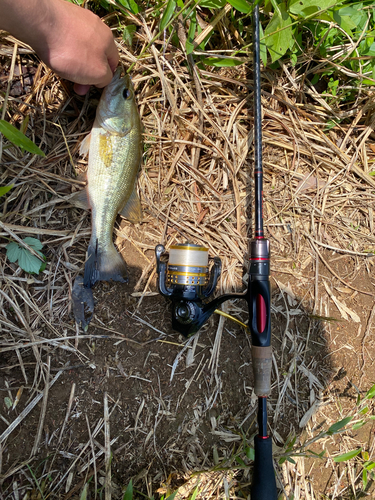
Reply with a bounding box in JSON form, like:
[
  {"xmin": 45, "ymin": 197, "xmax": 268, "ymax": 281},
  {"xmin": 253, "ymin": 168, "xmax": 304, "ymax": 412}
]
[{"xmin": 214, "ymin": 309, "xmax": 249, "ymax": 332}]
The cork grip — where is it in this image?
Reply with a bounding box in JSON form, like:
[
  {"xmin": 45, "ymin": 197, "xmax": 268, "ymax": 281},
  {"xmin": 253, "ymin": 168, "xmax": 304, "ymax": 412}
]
[{"xmin": 252, "ymin": 345, "xmax": 272, "ymax": 396}]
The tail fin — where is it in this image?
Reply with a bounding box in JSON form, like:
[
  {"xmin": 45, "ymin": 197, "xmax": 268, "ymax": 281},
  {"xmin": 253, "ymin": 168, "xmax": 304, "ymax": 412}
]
[{"xmin": 83, "ymin": 239, "xmax": 128, "ymax": 288}]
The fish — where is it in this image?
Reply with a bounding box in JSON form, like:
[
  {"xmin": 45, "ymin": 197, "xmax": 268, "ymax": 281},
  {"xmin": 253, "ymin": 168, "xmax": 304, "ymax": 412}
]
[{"xmin": 73, "ymin": 68, "xmax": 142, "ymax": 289}]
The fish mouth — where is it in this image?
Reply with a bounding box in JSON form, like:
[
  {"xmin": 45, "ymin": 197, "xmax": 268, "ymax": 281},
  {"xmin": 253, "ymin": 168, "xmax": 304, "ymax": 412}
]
[
  {"xmin": 112, "ymin": 67, "xmax": 123, "ymax": 81},
  {"xmin": 107, "ymin": 67, "xmax": 132, "ymax": 95}
]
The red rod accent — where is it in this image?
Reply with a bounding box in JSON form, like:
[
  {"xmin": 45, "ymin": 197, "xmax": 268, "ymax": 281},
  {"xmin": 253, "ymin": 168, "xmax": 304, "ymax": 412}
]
[{"xmin": 256, "ymin": 293, "xmax": 267, "ymax": 333}]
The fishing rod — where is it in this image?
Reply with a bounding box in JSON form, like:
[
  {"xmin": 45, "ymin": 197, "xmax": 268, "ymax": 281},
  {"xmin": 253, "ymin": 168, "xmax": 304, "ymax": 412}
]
[
  {"xmin": 247, "ymin": 3, "xmax": 277, "ymax": 498},
  {"xmin": 155, "ymin": 3, "xmax": 277, "ymax": 498}
]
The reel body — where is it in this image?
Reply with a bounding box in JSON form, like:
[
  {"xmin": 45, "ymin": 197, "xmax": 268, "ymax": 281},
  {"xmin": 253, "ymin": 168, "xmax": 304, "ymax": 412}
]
[{"xmin": 155, "ymin": 242, "xmax": 245, "ymax": 336}]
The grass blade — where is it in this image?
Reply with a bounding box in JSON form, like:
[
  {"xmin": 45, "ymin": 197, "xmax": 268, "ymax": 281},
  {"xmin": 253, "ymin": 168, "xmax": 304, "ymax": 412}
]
[{"xmin": 0, "ymin": 119, "xmax": 45, "ymax": 156}]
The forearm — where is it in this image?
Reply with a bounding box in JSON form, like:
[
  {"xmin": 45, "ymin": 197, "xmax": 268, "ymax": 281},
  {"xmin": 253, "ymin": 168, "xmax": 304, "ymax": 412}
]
[
  {"xmin": 0, "ymin": 0, "xmax": 119, "ymax": 94},
  {"xmin": 0, "ymin": 0, "xmax": 56, "ymax": 48}
]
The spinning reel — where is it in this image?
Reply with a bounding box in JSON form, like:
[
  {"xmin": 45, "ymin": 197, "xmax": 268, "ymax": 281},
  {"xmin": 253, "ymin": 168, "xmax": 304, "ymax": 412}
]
[{"xmin": 155, "ymin": 242, "xmax": 244, "ymax": 337}]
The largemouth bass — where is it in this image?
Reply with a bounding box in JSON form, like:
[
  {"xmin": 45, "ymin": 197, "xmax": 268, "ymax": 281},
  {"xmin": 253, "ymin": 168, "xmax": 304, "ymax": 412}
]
[{"xmin": 75, "ymin": 68, "xmax": 142, "ymax": 288}]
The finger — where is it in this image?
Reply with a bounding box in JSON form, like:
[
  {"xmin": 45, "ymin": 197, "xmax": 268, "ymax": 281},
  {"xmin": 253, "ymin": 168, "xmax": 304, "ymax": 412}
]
[
  {"xmin": 106, "ymin": 38, "xmax": 119, "ymax": 73},
  {"xmin": 94, "ymin": 64, "xmax": 115, "ymax": 89},
  {"xmin": 74, "ymin": 83, "xmax": 91, "ymax": 95}
]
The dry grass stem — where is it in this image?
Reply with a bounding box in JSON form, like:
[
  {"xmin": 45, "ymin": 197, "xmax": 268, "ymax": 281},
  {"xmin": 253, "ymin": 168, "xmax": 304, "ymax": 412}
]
[{"xmin": 1, "ymin": 7, "xmax": 375, "ymax": 499}]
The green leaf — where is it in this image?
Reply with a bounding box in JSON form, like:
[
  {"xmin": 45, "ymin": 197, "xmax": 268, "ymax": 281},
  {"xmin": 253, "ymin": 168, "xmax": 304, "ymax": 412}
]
[
  {"xmin": 79, "ymin": 484, "xmax": 89, "ymax": 500},
  {"xmin": 363, "ymin": 42, "xmax": 375, "ymax": 57},
  {"xmin": 365, "ymin": 383, "xmax": 375, "ymax": 399},
  {"xmin": 5, "ymin": 242, "xmax": 23, "ymax": 263},
  {"xmin": 363, "ymin": 468, "xmax": 368, "ymax": 490},
  {"xmin": 17, "ymin": 249, "xmax": 43, "ymax": 274},
  {"xmin": 122, "ymin": 479, "xmax": 133, "ymax": 500},
  {"xmin": 290, "ymin": 51, "xmax": 297, "ymax": 65},
  {"xmin": 23, "ymin": 237, "xmax": 43, "ymax": 252},
  {"xmin": 327, "ymin": 416, "xmax": 353, "ymax": 434},
  {"xmin": 333, "ymin": 448, "xmax": 361, "ymax": 462},
  {"xmin": 123, "ymin": 25, "xmax": 137, "ymax": 46},
  {"xmin": 310, "ymin": 74, "xmax": 320, "ymax": 86},
  {"xmin": 160, "ymin": 0, "xmax": 176, "ymax": 31},
  {"xmin": 235, "ymin": 456, "xmax": 246, "ymax": 466},
  {"xmin": 116, "ymin": 0, "xmax": 139, "ymax": 14},
  {"xmin": 259, "ymin": 23, "xmax": 267, "ymax": 65},
  {"xmin": 306, "ymin": 448, "xmax": 326, "ymax": 458},
  {"xmin": 4, "ymin": 396, "xmax": 12, "ymax": 409},
  {"xmin": 269, "ymin": 0, "xmax": 282, "ymax": 17},
  {"xmin": 166, "ymin": 492, "xmax": 178, "ymax": 500},
  {"xmin": 6, "ymin": 239, "xmax": 45, "ymax": 275},
  {"xmin": 201, "ymin": 57, "xmax": 246, "ymax": 67},
  {"xmin": 0, "ymin": 120, "xmax": 45, "ymax": 156},
  {"xmin": 332, "ymin": 5, "xmax": 367, "ymax": 35},
  {"xmin": 363, "ymin": 460, "xmax": 375, "ymax": 471},
  {"xmin": 333, "ymin": 5, "xmax": 367, "ymax": 34},
  {"xmin": 285, "ymin": 434, "xmax": 297, "ymax": 451},
  {"xmin": 0, "ymin": 184, "xmax": 13, "ymax": 197},
  {"xmin": 128, "ymin": 0, "xmax": 139, "ymax": 14},
  {"xmin": 199, "ymin": 0, "xmax": 226, "ymax": 7},
  {"xmin": 352, "ymin": 420, "xmax": 366, "ymax": 430},
  {"xmin": 245, "ymin": 446, "xmax": 255, "ymax": 460},
  {"xmin": 190, "ymin": 485, "xmax": 199, "ymax": 500},
  {"xmin": 99, "ymin": 0, "xmax": 111, "ymax": 9},
  {"xmin": 186, "ymin": 10, "xmax": 197, "ymax": 55},
  {"xmin": 289, "ymin": 0, "xmax": 338, "ymax": 17},
  {"xmin": 286, "ymin": 456, "xmax": 296, "ymax": 464},
  {"xmin": 227, "ymin": 0, "xmax": 251, "ymax": 14},
  {"xmin": 264, "ymin": 3, "xmax": 293, "ymax": 63},
  {"xmin": 324, "ymin": 119, "xmax": 339, "ymax": 131}
]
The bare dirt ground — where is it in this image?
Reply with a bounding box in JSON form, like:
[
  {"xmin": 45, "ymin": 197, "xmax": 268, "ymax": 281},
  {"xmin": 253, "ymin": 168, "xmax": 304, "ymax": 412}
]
[{"xmin": 1, "ymin": 8, "xmax": 375, "ymax": 500}]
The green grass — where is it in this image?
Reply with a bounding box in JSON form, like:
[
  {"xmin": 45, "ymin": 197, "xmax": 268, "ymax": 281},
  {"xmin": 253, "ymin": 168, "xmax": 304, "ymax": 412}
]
[{"xmin": 88, "ymin": 0, "xmax": 375, "ymax": 104}]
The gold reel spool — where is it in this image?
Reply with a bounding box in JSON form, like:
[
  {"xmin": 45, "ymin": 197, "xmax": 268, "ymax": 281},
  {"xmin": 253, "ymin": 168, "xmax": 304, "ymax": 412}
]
[{"xmin": 167, "ymin": 243, "xmax": 209, "ymax": 286}]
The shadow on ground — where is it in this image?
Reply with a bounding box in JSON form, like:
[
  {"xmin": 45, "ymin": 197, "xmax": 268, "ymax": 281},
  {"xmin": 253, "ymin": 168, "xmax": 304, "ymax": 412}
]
[{"xmin": 0, "ymin": 245, "xmax": 335, "ymax": 498}]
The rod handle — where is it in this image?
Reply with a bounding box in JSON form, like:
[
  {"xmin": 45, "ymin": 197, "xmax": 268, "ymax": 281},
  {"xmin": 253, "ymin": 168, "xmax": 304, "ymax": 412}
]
[
  {"xmin": 252, "ymin": 345, "xmax": 272, "ymax": 396},
  {"xmin": 251, "ymin": 436, "xmax": 277, "ymax": 500}
]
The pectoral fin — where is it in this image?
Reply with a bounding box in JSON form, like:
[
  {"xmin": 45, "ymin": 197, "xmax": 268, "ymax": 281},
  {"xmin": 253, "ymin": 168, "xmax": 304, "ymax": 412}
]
[
  {"xmin": 119, "ymin": 186, "xmax": 142, "ymax": 224},
  {"xmin": 69, "ymin": 189, "xmax": 90, "ymax": 210},
  {"xmin": 79, "ymin": 133, "xmax": 91, "ymax": 156}
]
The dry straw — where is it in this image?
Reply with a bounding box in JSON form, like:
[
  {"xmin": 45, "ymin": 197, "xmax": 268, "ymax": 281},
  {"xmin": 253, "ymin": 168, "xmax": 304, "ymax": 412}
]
[{"xmin": 0, "ymin": 6, "xmax": 375, "ymax": 500}]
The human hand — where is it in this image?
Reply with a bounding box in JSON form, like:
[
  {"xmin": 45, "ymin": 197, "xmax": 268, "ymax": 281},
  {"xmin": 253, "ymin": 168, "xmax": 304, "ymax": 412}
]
[
  {"xmin": 0, "ymin": 0, "xmax": 119, "ymax": 95},
  {"xmin": 38, "ymin": 0, "xmax": 119, "ymax": 95}
]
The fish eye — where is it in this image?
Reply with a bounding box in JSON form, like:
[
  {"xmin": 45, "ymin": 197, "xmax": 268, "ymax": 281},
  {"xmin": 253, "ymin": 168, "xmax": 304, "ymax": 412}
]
[{"xmin": 122, "ymin": 88, "xmax": 131, "ymax": 100}]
